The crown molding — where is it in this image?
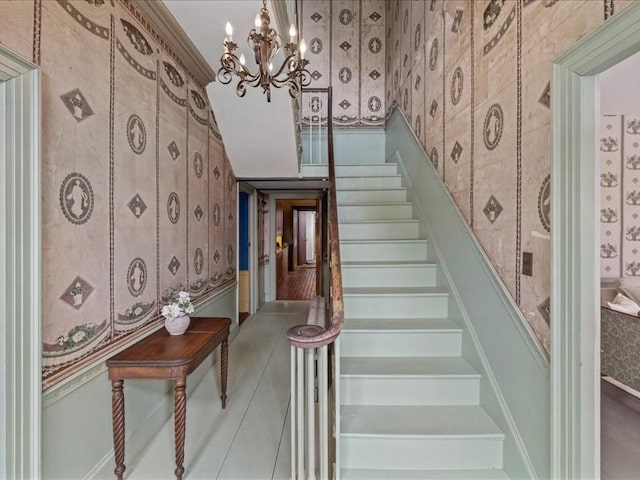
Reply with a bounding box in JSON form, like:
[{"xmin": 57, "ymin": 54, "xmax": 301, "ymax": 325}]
[{"xmin": 132, "ymin": 0, "xmax": 215, "ymax": 87}]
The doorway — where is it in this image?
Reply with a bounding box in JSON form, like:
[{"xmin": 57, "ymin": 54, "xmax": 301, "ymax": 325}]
[
  {"xmin": 0, "ymin": 44, "xmax": 41, "ymax": 479},
  {"xmin": 238, "ymin": 191, "xmax": 250, "ymax": 325},
  {"xmin": 597, "ymin": 49, "xmax": 640, "ymax": 479},
  {"xmin": 275, "ymin": 199, "xmax": 321, "ymax": 300},
  {"xmin": 551, "ymin": 4, "xmax": 640, "ymax": 478}
]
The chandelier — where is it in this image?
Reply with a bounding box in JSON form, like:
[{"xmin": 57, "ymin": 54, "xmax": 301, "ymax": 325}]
[{"xmin": 218, "ymin": 0, "xmax": 311, "ymax": 102}]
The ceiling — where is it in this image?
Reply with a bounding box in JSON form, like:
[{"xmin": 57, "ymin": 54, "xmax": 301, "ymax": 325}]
[{"xmin": 163, "ymin": 0, "xmax": 300, "ymax": 180}]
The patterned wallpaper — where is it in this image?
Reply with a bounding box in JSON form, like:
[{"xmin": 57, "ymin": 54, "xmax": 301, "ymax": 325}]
[
  {"xmin": 602, "ymin": 307, "xmax": 640, "ymax": 392},
  {"xmin": 0, "ymin": 0, "xmax": 236, "ymax": 390},
  {"xmin": 301, "ymin": 0, "xmax": 386, "ymax": 127},
  {"xmin": 386, "ymin": 0, "xmax": 635, "ymax": 350},
  {"xmin": 600, "ymin": 115, "xmax": 640, "ymax": 278}
]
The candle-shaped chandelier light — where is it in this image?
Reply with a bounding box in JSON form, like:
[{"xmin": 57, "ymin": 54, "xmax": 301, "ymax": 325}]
[{"xmin": 217, "ymin": 0, "xmax": 311, "ymax": 102}]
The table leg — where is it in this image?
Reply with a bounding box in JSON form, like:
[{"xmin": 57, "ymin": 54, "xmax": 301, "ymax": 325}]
[
  {"xmin": 221, "ymin": 338, "xmax": 228, "ymax": 409},
  {"xmin": 111, "ymin": 379, "xmax": 126, "ymax": 480},
  {"xmin": 174, "ymin": 377, "xmax": 187, "ymax": 480}
]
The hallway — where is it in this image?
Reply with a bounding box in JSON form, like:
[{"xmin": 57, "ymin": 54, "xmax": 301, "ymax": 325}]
[
  {"xmin": 112, "ymin": 302, "xmax": 307, "ymax": 480},
  {"xmin": 277, "ymin": 265, "xmax": 317, "ymax": 301}
]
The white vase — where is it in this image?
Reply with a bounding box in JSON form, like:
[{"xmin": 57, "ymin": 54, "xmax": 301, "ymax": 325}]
[{"xmin": 164, "ymin": 315, "xmax": 190, "ymax": 335}]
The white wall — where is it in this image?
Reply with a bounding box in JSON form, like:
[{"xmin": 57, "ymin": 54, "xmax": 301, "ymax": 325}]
[{"xmin": 601, "ymin": 50, "xmax": 640, "ymax": 115}]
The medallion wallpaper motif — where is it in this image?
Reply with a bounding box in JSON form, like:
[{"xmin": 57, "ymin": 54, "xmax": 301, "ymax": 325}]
[
  {"xmin": 301, "ymin": 0, "xmax": 386, "ymax": 127},
  {"xmin": 386, "ymin": 0, "xmax": 634, "ymax": 350},
  {"xmin": 600, "ymin": 115, "xmax": 640, "ymax": 279},
  {"xmin": 0, "ymin": 0, "xmax": 236, "ymax": 390}
]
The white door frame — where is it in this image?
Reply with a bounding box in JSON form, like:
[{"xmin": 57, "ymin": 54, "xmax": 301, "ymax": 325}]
[
  {"xmin": 551, "ymin": 4, "xmax": 640, "ymax": 478},
  {"xmin": 0, "ymin": 44, "xmax": 41, "ymax": 479}
]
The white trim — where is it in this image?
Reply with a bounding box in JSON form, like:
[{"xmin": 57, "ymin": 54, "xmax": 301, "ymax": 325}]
[
  {"xmin": 392, "ymin": 143, "xmax": 539, "ymax": 479},
  {"xmin": 386, "ymin": 108, "xmax": 549, "ymax": 477},
  {"xmin": 551, "ymin": 4, "xmax": 640, "ymax": 478},
  {"xmin": 249, "ymin": 190, "xmax": 259, "ymax": 313},
  {"xmin": 0, "ymin": 77, "xmax": 7, "ymax": 480},
  {"xmin": 0, "ymin": 44, "xmax": 41, "ymax": 480},
  {"xmin": 390, "ymin": 108, "xmax": 548, "ymax": 365}
]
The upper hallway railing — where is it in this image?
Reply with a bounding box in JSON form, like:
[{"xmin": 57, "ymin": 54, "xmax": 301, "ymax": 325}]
[{"xmin": 286, "ymin": 87, "xmax": 343, "ymax": 480}]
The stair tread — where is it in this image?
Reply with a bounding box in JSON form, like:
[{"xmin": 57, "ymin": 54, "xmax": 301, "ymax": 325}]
[
  {"xmin": 342, "ymin": 318, "xmax": 461, "ymax": 332},
  {"xmin": 338, "ymin": 187, "xmax": 406, "ymax": 192},
  {"xmin": 337, "ymin": 174, "xmax": 402, "ymax": 179},
  {"xmin": 341, "ymin": 356, "xmax": 479, "ymax": 377},
  {"xmin": 339, "ymin": 201, "xmax": 413, "ymax": 206},
  {"xmin": 344, "ymin": 286, "xmax": 448, "ymax": 296},
  {"xmin": 338, "ymin": 163, "xmax": 396, "ymax": 167},
  {"xmin": 341, "ymin": 405, "xmax": 504, "ymax": 438},
  {"xmin": 341, "ymin": 468, "xmax": 509, "ymax": 480},
  {"xmin": 341, "ymin": 238, "xmax": 426, "ymax": 244},
  {"xmin": 340, "ymin": 219, "xmax": 419, "ymax": 224},
  {"xmin": 342, "ymin": 260, "xmax": 435, "ymax": 267}
]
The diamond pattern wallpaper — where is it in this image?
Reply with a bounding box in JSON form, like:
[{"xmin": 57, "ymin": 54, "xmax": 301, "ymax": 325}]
[
  {"xmin": 387, "ymin": 0, "xmax": 635, "ymax": 350},
  {"xmin": 0, "ymin": 0, "xmax": 236, "ymax": 390},
  {"xmin": 302, "ymin": 0, "xmax": 386, "ymax": 127}
]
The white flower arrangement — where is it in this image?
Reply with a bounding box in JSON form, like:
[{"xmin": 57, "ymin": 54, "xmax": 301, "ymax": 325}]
[{"xmin": 161, "ymin": 291, "xmax": 194, "ymax": 321}]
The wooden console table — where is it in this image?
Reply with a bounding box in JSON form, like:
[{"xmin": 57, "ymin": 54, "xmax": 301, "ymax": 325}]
[{"xmin": 106, "ymin": 316, "xmax": 231, "ymax": 480}]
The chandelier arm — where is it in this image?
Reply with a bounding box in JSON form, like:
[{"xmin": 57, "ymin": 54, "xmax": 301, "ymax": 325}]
[
  {"xmin": 269, "ymin": 53, "xmax": 299, "ymax": 80},
  {"xmin": 218, "ymin": 51, "xmax": 263, "ymax": 85},
  {"xmin": 269, "ymin": 63, "xmax": 311, "ymax": 89}
]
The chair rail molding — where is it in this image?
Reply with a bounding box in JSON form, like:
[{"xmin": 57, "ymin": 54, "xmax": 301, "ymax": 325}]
[
  {"xmin": 0, "ymin": 44, "xmax": 41, "ymax": 479},
  {"xmin": 551, "ymin": 4, "xmax": 640, "ymax": 479}
]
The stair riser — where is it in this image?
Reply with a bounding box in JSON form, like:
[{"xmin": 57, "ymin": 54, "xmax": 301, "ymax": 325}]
[
  {"xmin": 340, "ymin": 331, "xmax": 461, "ymax": 357},
  {"xmin": 336, "ymin": 165, "xmax": 398, "ymax": 177},
  {"xmin": 342, "ymin": 265, "xmax": 436, "ymax": 288},
  {"xmin": 338, "ymin": 204, "xmax": 413, "ymax": 221},
  {"xmin": 340, "ymin": 437, "xmax": 503, "ymax": 470},
  {"xmin": 344, "ymin": 294, "xmax": 448, "ymax": 318},
  {"xmin": 340, "ymin": 377, "xmax": 480, "ymax": 406},
  {"xmin": 300, "ymin": 164, "xmax": 327, "ymax": 178},
  {"xmin": 340, "ymin": 222, "xmax": 419, "ymax": 240},
  {"xmin": 340, "ymin": 469, "xmax": 510, "ymax": 480},
  {"xmin": 337, "ymin": 190, "xmax": 407, "ymax": 204},
  {"xmin": 340, "ymin": 242, "xmax": 428, "ymax": 262},
  {"xmin": 337, "ymin": 176, "xmax": 402, "ymax": 190}
]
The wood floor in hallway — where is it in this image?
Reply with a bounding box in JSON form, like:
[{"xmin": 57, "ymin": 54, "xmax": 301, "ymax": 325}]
[
  {"xmin": 277, "ymin": 265, "xmax": 317, "ymax": 301},
  {"xmin": 113, "ymin": 302, "xmax": 309, "ymax": 480}
]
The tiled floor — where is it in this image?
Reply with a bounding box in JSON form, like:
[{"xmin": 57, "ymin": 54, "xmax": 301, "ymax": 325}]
[
  {"xmin": 121, "ymin": 301, "xmax": 310, "ymax": 479},
  {"xmin": 601, "ymin": 379, "xmax": 640, "ymax": 480}
]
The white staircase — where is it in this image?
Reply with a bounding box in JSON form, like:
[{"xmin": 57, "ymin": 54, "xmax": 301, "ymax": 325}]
[{"xmin": 336, "ymin": 163, "xmax": 509, "ymax": 479}]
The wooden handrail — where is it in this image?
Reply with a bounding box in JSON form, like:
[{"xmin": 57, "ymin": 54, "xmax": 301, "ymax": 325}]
[{"xmin": 287, "ymin": 87, "xmax": 344, "ymax": 349}]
